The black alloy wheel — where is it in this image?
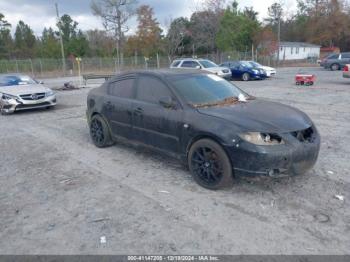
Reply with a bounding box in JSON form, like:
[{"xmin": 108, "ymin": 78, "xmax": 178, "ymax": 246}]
[
  {"xmin": 90, "ymin": 114, "xmax": 114, "ymax": 148},
  {"xmin": 188, "ymin": 139, "xmax": 234, "ymax": 190}
]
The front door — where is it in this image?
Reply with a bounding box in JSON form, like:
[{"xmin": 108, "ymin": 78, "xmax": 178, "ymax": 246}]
[{"xmin": 132, "ymin": 74, "xmax": 182, "ymax": 154}]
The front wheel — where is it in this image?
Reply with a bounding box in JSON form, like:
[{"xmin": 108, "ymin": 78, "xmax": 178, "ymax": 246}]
[
  {"xmin": 89, "ymin": 114, "xmax": 114, "ymax": 148},
  {"xmin": 242, "ymin": 73, "xmax": 250, "ymax": 81},
  {"xmin": 330, "ymin": 64, "xmax": 340, "ymax": 71},
  {"xmin": 188, "ymin": 139, "xmax": 234, "ymax": 190}
]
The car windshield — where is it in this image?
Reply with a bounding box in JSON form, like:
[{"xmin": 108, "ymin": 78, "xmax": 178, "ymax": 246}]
[
  {"xmin": 241, "ymin": 61, "xmax": 253, "ymax": 68},
  {"xmin": 0, "ymin": 75, "xmax": 36, "ymax": 87},
  {"xmin": 249, "ymin": 61, "xmax": 261, "ymax": 67},
  {"xmin": 170, "ymin": 74, "xmax": 253, "ymax": 108},
  {"xmin": 199, "ymin": 60, "xmax": 218, "ymax": 68}
]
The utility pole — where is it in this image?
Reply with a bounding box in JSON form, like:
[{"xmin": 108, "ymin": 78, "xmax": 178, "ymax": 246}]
[
  {"xmin": 55, "ymin": 3, "xmax": 66, "ymax": 76},
  {"xmin": 277, "ymin": 16, "xmax": 281, "ymax": 67}
]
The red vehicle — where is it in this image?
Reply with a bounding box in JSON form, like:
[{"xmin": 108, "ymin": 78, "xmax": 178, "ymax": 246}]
[{"xmin": 295, "ymin": 74, "xmax": 316, "ymax": 86}]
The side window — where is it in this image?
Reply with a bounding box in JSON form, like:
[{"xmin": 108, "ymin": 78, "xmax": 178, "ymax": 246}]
[
  {"xmin": 136, "ymin": 76, "xmax": 172, "ymax": 104},
  {"xmin": 109, "ymin": 78, "xmax": 135, "ymax": 98},
  {"xmin": 181, "ymin": 61, "xmax": 198, "ymax": 68},
  {"xmin": 342, "ymin": 53, "xmax": 350, "ymax": 59},
  {"xmin": 171, "ymin": 61, "xmax": 181, "ymax": 67}
]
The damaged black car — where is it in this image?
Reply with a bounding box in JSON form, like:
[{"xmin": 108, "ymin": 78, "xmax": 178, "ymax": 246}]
[{"xmin": 86, "ymin": 70, "xmax": 320, "ymax": 190}]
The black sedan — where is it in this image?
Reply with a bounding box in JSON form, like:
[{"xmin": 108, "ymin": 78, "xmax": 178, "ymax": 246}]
[{"xmin": 87, "ymin": 70, "xmax": 320, "ymax": 190}]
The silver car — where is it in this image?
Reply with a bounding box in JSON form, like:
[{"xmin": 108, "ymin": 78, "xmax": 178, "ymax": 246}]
[
  {"xmin": 0, "ymin": 74, "xmax": 56, "ymax": 115},
  {"xmin": 170, "ymin": 59, "xmax": 232, "ymax": 80}
]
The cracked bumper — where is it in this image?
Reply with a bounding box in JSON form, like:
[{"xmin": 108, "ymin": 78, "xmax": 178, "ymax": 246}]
[
  {"xmin": 1, "ymin": 95, "xmax": 57, "ymax": 114},
  {"xmin": 226, "ymin": 131, "xmax": 321, "ymax": 177}
]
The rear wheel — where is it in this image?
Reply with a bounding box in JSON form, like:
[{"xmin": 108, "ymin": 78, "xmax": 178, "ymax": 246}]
[
  {"xmin": 188, "ymin": 139, "xmax": 234, "ymax": 190},
  {"xmin": 242, "ymin": 73, "xmax": 250, "ymax": 81},
  {"xmin": 331, "ymin": 63, "xmax": 340, "ymax": 71},
  {"xmin": 90, "ymin": 114, "xmax": 114, "ymax": 148}
]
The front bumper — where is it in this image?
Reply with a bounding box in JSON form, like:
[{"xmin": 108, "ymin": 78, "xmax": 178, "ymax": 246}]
[
  {"xmin": 0, "ymin": 95, "xmax": 57, "ymax": 114},
  {"xmin": 251, "ymin": 73, "xmax": 267, "ymax": 80},
  {"xmin": 226, "ymin": 128, "xmax": 320, "ymax": 177}
]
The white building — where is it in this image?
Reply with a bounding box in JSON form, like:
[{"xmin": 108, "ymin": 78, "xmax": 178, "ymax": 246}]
[{"xmin": 277, "ymin": 42, "xmax": 321, "ymax": 60}]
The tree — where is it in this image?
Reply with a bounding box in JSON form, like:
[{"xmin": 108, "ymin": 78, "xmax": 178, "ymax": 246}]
[
  {"xmin": 216, "ymin": 3, "xmax": 260, "ymax": 52},
  {"xmin": 134, "ymin": 5, "xmax": 162, "ymax": 57},
  {"xmin": 56, "ymin": 14, "xmax": 90, "ymax": 57},
  {"xmin": 254, "ymin": 27, "xmax": 278, "ymax": 56},
  {"xmin": 243, "ymin": 7, "xmax": 259, "ymax": 21},
  {"xmin": 188, "ymin": 0, "xmax": 226, "ymax": 54},
  {"xmin": 91, "ymin": 0, "xmax": 138, "ymax": 62},
  {"xmin": 0, "ymin": 13, "xmax": 12, "ymax": 59},
  {"xmin": 14, "ymin": 20, "xmax": 36, "ymax": 58},
  {"xmin": 165, "ymin": 17, "xmax": 190, "ymax": 58},
  {"xmin": 38, "ymin": 27, "xmax": 61, "ymax": 58},
  {"xmin": 86, "ymin": 29, "xmax": 115, "ymax": 56}
]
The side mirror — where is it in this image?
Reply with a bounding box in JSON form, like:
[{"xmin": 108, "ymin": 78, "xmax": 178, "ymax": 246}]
[
  {"xmin": 159, "ymin": 97, "xmax": 176, "ymax": 109},
  {"xmin": 195, "ymin": 65, "xmax": 202, "ymax": 69},
  {"xmin": 36, "ymin": 80, "xmax": 44, "ymax": 84}
]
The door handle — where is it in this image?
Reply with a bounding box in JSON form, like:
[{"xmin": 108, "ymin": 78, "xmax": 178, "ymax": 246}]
[{"xmin": 134, "ymin": 107, "xmax": 143, "ymax": 115}]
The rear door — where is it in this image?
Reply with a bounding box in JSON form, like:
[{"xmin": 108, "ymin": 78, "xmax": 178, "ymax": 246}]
[
  {"xmin": 103, "ymin": 76, "xmax": 136, "ymax": 139},
  {"xmin": 132, "ymin": 74, "xmax": 182, "ymax": 154}
]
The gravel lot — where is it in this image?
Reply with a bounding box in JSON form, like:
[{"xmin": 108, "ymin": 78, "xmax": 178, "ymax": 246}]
[{"xmin": 0, "ymin": 67, "xmax": 349, "ymax": 255}]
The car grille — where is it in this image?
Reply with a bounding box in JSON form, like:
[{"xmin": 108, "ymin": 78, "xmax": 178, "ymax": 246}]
[
  {"xmin": 291, "ymin": 126, "xmax": 315, "ymax": 143},
  {"xmin": 20, "ymin": 93, "xmax": 46, "ymax": 101},
  {"xmin": 16, "ymin": 102, "xmax": 50, "ymax": 109}
]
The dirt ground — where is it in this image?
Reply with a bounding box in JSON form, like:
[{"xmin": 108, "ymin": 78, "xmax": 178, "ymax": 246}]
[{"xmin": 0, "ymin": 67, "xmax": 349, "ymax": 255}]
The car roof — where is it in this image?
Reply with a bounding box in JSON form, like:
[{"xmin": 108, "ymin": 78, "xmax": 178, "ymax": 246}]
[{"xmin": 115, "ymin": 69, "xmax": 209, "ymax": 78}]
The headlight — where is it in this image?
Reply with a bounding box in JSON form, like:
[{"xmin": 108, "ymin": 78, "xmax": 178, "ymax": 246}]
[
  {"xmin": 1, "ymin": 93, "xmax": 17, "ymax": 100},
  {"xmin": 252, "ymin": 69, "xmax": 259, "ymax": 74},
  {"xmin": 46, "ymin": 90, "xmax": 55, "ymax": 97},
  {"xmin": 239, "ymin": 132, "xmax": 285, "ymax": 145}
]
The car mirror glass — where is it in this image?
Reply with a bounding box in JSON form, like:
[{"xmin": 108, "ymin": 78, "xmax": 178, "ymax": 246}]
[{"xmin": 195, "ymin": 65, "xmax": 201, "ymax": 69}]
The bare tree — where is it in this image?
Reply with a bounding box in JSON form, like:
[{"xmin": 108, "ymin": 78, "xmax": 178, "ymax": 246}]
[
  {"xmin": 91, "ymin": 0, "xmax": 137, "ymax": 67},
  {"xmin": 166, "ymin": 17, "xmax": 189, "ymax": 59}
]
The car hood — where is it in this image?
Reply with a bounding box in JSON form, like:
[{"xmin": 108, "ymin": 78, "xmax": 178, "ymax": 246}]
[
  {"xmin": 0, "ymin": 84, "xmax": 51, "ymax": 96},
  {"xmin": 204, "ymin": 67, "xmax": 230, "ymax": 73},
  {"xmin": 197, "ymin": 99, "xmax": 312, "ymax": 133}
]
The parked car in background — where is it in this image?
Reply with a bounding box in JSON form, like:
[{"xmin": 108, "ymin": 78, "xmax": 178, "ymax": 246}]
[
  {"xmin": 220, "ymin": 61, "xmax": 267, "ymax": 81},
  {"xmin": 170, "ymin": 58, "xmax": 231, "ymax": 80},
  {"xmin": 343, "ymin": 65, "xmax": 350, "ymax": 78},
  {"xmin": 87, "ymin": 70, "xmax": 320, "ymax": 190},
  {"xmin": 247, "ymin": 61, "xmax": 276, "ymax": 77},
  {"xmin": 321, "ymin": 52, "xmax": 350, "ymax": 71},
  {"xmin": 0, "ymin": 74, "xmax": 56, "ymax": 115}
]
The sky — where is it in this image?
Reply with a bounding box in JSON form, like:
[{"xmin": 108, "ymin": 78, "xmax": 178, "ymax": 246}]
[{"xmin": 0, "ymin": 0, "xmax": 298, "ymax": 36}]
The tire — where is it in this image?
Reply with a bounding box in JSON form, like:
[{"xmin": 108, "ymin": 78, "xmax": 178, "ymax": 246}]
[
  {"xmin": 242, "ymin": 73, "xmax": 250, "ymax": 81},
  {"xmin": 89, "ymin": 114, "xmax": 114, "ymax": 148},
  {"xmin": 188, "ymin": 139, "xmax": 234, "ymax": 190},
  {"xmin": 330, "ymin": 64, "xmax": 340, "ymax": 71}
]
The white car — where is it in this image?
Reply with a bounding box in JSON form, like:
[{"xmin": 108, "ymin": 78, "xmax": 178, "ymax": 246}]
[
  {"xmin": 343, "ymin": 65, "xmax": 350, "ymax": 78},
  {"xmin": 0, "ymin": 74, "xmax": 56, "ymax": 115},
  {"xmin": 248, "ymin": 61, "xmax": 276, "ymax": 77},
  {"xmin": 170, "ymin": 59, "xmax": 232, "ymax": 80}
]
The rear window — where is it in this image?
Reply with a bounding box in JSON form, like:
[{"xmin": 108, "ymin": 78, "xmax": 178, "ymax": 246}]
[{"xmin": 109, "ymin": 78, "xmax": 135, "ymax": 99}]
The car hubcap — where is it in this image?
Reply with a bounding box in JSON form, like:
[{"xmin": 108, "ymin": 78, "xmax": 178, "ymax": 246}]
[
  {"xmin": 91, "ymin": 119, "xmax": 104, "ymax": 144},
  {"xmin": 191, "ymin": 147, "xmax": 223, "ymax": 185}
]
